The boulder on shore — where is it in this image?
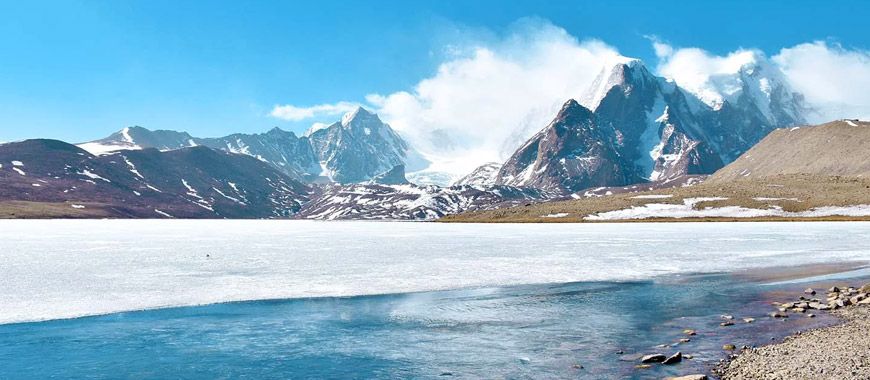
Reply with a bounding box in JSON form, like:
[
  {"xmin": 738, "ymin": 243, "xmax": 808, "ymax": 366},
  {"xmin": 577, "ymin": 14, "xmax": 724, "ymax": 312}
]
[
  {"xmin": 663, "ymin": 352, "xmax": 683, "ymax": 365},
  {"xmin": 640, "ymin": 354, "xmax": 666, "ymax": 363}
]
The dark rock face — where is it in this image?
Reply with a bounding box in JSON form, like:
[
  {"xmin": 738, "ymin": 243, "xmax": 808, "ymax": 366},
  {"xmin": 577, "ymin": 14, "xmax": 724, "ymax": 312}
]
[
  {"xmin": 493, "ymin": 59, "xmax": 804, "ymax": 195},
  {"xmin": 496, "ymin": 100, "xmax": 627, "ymax": 194},
  {"xmin": 0, "ymin": 139, "xmax": 310, "ymax": 218}
]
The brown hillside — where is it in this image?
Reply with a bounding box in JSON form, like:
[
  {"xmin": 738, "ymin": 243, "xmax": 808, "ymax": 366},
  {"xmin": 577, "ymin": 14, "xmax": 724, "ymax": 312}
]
[{"xmin": 710, "ymin": 120, "xmax": 870, "ymax": 182}]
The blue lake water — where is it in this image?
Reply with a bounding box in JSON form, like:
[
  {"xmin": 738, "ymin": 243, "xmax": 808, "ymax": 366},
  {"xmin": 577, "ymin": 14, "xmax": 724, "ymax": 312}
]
[{"xmin": 1, "ymin": 272, "xmax": 856, "ymax": 379}]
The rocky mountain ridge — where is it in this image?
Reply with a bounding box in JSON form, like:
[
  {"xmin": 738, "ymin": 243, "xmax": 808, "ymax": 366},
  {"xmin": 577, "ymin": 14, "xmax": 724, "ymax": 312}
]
[
  {"xmin": 78, "ymin": 107, "xmax": 419, "ymax": 185},
  {"xmin": 490, "ymin": 56, "xmax": 808, "ymax": 194}
]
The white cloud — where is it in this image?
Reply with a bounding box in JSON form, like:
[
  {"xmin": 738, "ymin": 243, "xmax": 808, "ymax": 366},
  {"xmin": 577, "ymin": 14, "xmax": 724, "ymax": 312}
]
[
  {"xmin": 270, "ymin": 101, "xmax": 360, "ymax": 121},
  {"xmin": 653, "ymin": 41, "xmax": 764, "ymax": 107},
  {"xmin": 645, "ymin": 35, "xmax": 673, "ymax": 59},
  {"xmin": 772, "ymin": 41, "xmax": 870, "ymax": 122},
  {"xmin": 653, "ymin": 39, "xmax": 870, "ymax": 121},
  {"xmin": 366, "ymin": 21, "xmax": 624, "ymax": 178}
]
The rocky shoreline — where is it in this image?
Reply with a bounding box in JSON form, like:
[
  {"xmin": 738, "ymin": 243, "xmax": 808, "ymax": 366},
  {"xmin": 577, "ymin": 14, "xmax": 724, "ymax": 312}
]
[
  {"xmin": 716, "ymin": 283, "xmax": 870, "ymax": 379},
  {"xmin": 627, "ymin": 280, "xmax": 870, "ymax": 380}
]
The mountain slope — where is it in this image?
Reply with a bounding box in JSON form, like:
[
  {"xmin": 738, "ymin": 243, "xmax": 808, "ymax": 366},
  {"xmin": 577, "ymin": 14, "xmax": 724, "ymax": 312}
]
[
  {"xmin": 710, "ymin": 119, "xmax": 870, "ymax": 181},
  {"xmin": 0, "ymin": 140, "xmax": 310, "ymax": 218},
  {"xmin": 79, "ymin": 126, "xmax": 320, "ymax": 181}
]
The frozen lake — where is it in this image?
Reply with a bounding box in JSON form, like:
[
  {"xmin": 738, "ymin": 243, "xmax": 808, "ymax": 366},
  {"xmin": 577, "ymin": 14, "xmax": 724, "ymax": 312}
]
[{"xmin": 1, "ymin": 220, "xmax": 870, "ymax": 324}]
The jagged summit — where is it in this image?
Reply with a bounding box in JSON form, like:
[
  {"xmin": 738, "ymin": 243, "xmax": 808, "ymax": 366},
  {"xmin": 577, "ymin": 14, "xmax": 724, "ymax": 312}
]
[
  {"xmin": 307, "ymin": 106, "xmax": 413, "ymax": 183},
  {"xmin": 266, "ymin": 126, "xmax": 290, "ymax": 135},
  {"xmin": 557, "ymin": 98, "xmax": 594, "ymax": 120},
  {"xmin": 580, "ymin": 58, "xmax": 656, "ymax": 112},
  {"xmin": 494, "ymin": 97, "xmax": 622, "ymax": 193},
  {"xmin": 341, "ymin": 106, "xmax": 378, "ymax": 127},
  {"xmin": 488, "ymin": 51, "xmax": 808, "ymax": 194}
]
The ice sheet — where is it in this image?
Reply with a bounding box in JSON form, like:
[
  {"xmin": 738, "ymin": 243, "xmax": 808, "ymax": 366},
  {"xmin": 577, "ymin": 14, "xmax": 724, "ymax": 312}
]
[{"xmin": 1, "ymin": 220, "xmax": 869, "ymax": 324}]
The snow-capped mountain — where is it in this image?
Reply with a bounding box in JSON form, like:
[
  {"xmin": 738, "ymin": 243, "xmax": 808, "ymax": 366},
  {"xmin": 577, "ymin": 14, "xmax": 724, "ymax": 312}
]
[
  {"xmin": 78, "ymin": 126, "xmax": 197, "ymax": 155},
  {"xmin": 306, "ymin": 107, "xmax": 422, "ymax": 183},
  {"xmin": 699, "ymin": 53, "xmax": 808, "ymax": 161},
  {"xmin": 297, "ymin": 183, "xmax": 551, "ymax": 220},
  {"xmin": 78, "ymin": 107, "xmax": 425, "ymax": 184},
  {"xmin": 0, "ymin": 139, "xmax": 310, "ymax": 218},
  {"xmin": 489, "ymin": 57, "xmax": 806, "ymax": 194}
]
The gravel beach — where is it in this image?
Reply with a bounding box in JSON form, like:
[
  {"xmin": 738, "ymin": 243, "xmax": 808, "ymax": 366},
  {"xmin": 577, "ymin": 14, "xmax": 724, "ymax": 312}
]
[{"xmin": 721, "ymin": 304, "xmax": 870, "ymax": 379}]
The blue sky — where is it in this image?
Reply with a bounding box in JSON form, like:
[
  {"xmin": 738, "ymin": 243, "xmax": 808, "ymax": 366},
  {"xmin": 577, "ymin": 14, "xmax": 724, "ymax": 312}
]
[{"xmin": 1, "ymin": 0, "xmax": 868, "ymax": 142}]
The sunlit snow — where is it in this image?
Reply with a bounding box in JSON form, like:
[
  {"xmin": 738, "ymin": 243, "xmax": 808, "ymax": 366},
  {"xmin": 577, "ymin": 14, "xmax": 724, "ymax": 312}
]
[{"xmin": 586, "ymin": 198, "xmax": 870, "ymax": 220}]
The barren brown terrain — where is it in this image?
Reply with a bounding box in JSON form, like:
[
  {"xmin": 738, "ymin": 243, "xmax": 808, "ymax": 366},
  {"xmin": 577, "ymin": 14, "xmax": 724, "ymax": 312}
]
[{"xmin": 441, "ymin": 174, "xmax": 870, "ymax": 222}]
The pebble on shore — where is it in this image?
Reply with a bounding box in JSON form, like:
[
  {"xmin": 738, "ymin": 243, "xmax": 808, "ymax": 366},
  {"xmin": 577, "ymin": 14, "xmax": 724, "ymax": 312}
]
[
  {"xmin": 665, "ymin": 376, "xmax": 707, "ymax": 380},
  {"xmin": 721, "ymin": 282, "xmax": 870, "ymax": 380},
  {"xmin": 629, "ymin": 282, "xmax": 869, "ymax": 379}
]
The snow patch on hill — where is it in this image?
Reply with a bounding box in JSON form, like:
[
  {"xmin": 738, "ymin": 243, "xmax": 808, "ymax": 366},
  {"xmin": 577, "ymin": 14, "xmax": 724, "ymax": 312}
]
[{"xmin": 586, "ymin": 198, "xmax": 870, "ymax": 221}]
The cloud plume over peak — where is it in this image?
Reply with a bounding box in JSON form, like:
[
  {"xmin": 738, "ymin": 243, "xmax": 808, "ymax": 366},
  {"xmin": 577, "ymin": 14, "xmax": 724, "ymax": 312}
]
[
  {"xmin": 652, "ymin": 39, "xmax": 870, "ymax": 122},
  {"xmin": 772, "ymin": 41, "xmax": 870, "ymax": 122},
  {"xmin": 365, "ymin": 21, "xmax": 626, "ymax": 178}
]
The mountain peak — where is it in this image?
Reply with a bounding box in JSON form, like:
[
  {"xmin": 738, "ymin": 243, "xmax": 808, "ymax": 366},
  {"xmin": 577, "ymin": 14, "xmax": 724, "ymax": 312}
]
[
  {"xmin": 119, "ymin": 126, "xmax": 149, "ymax": 143},
  {"xmin": 559, "ymin": 99, "xmax": 592, "ymax": 116},
  {"xmin": 266, "ymin": 126, "xmax": 290, "ymax": 136},
  {"xmin": 580, "ymin": 57, "xmax": 652, "ymax": 111},
  {"xmin": 341, "ymin": 106, "xmax": 378, "ymax": 127}
]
